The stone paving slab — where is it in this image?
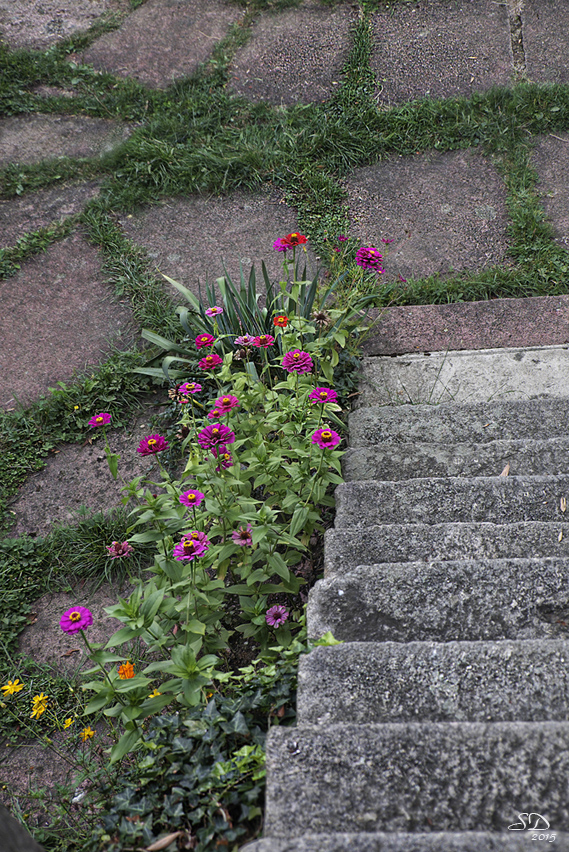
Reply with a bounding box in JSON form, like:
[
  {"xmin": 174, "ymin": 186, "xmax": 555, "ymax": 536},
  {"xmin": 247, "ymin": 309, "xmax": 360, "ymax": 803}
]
[
  {"xmin": 0, "ymin": 181, "xmax": 100, "ymax": 249},
  {"xmin": 118, "ymin": 190, "xmax": 316, "ymax": 299},
  {"xmin": 370, "ymin": 0, "xmax": 513, "ymax": 106},
  {"xmin": 531, "ymin": 132, "xmax": 569, "ymax": 251},
  {"xmin": 81, "ymin": 0, "xmax": 242, "ymax": 90},
  {"xmin": 523, "ymin": 0, "xmax": 569, "ymax": 85},
  {"xmin": 345, "ymin": 148, "xmax": 509, "ymax": 282},
  {"xmin": 0, "ymin": 0, "xmax": 128, "ymax": 51},
  {"xmin": 229, "ymin": 0, "xmax": 356, "ymax": 106},
  {"xmin": 0, "ymin": 114, "xmax": 132, "ymax": 167},
  {"xmin": 0, "ymin": 231, "xmax": 134, "ymax": 410},
  {"xmin": 364, "ymin": 294, "xmax": 569, "ymax": 355}
]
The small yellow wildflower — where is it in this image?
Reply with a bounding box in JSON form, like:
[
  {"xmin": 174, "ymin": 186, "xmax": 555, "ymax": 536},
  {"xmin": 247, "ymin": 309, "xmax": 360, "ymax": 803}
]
[
  {"xmin": 63, "ymin": 718, "xmax": 74, "ymax": 729},
  {"xmin": 148, "ymin": 689, "xmax": 161, "ymax": 698},
  {"xmin": 1, "ymin": 679, "xmax": 24, "ymax": 696},
  {"xmin": 80, "ymin": 726, "xmax": 95, "ymax": 742},
  {"xmin": 30, "ymin": 693, "xmax": 48, "ymax": 719}
]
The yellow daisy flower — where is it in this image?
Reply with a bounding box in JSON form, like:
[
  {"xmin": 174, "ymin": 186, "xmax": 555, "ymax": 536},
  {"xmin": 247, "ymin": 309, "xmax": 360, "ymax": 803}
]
[
  {"xmin": 148, "ymin": 689, "xmax": 161, "ymax": 698},
  {"xmin": 63, "ymin": 718, "xmax": 74, "ymax": 729},
  {"xmin": 30, "ymin": 693, "xmax": 48, "ymax": 719},
  {"xmin": 80, "ymin": 726, "xmax": 95, "ymax": 742},
  {"xmin": 1, "ymin": 679, "xmax": 24, "ymax": 696}
]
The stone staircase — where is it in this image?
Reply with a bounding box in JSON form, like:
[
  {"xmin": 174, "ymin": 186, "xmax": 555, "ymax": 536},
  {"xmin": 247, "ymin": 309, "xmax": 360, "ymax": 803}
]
[{"xmin": 245, "ymin": 346, "xmax": 569, "ymax": 851}]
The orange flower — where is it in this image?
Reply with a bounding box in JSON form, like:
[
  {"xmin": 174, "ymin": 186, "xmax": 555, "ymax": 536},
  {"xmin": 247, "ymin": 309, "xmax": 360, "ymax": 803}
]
[
  {"xmin": 118, "ymin": 661, "xmax": 134, "ymax": 679},
  {"xmin": 273, "ymin": 316, "xmax": 288, "ymax": 328}
]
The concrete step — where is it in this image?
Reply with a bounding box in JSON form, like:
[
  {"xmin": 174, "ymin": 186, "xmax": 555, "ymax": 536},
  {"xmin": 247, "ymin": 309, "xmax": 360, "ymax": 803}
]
[
  {"xmin": 263, "ymin": 721, "xmax": 569, "ymax": 835},
  {"xmin": 243, "ymin": 832, "xmax": 569, "ymax": 851},
  {"xmin": 297, "ymin": 639, "xmax": 569, "ymax": 725},
  {"xmin": 307, "ymin": 558, "xmax": 569, "ymax": 643},
  {"xmin": 357, "ymin": 345, "xmax": 569, "ymax": 407},
  {"xmin": 333, "ymin": 476, "xmax": 569, "ymax": 528},
  {"xmin": 349, "ymin": 397, "xmax": 569, "ymax": 447},
  {"xmin": 324, "ymin": 522, "xmax": 569, "ymax": 575},
  {"xmin": 342, "ymin": 438, "xmax": 569, "ymax": 481}
]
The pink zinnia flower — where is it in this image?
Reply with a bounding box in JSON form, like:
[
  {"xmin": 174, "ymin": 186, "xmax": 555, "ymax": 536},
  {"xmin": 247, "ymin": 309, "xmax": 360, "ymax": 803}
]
[
  {"xmin": 179, "ymin": 490, "xmax": 205, "ymax": 508},
  {"xmin": 60, "ymin": 606, "xmax": 93, "ymax": 634},
  {"xmin": 282, "ymin": 350, "xmax": 313, "ymax": 374},
  {"xmin": 198, "ymin": 423, "xmax": 235, "ymax": 448},
  {"xmin": 273, "ymin": 238, "xmax": 289, "ymax": 252},
  {"xmin": 232, "ymin": 523, "xmax": 253, "ymax": 546},
  {"xmin": 195, "ymin": 333, "xmax": 215, "ymax": 349},
  {"xmin": 254, "ymin": 334, "xmax": 275, "ymax": 348},
  {"xmin": 205, "ymin": 306, "xmax": 224, "ymax": 317},
  {"xmin": 211, "ymin": 444, "xmax": 233, "ymax": 469},
  {"xmin": 137, "ymin": 434, "xmax": 169, "ymax": 456},
  {"xmin": 184, "ymin": 529, "xmax": 210, "ymax": 545},
  {"xmin": 173, "ymin": 536, "xmax": 208, "ymax": 562},
  {"xmin": 337, "ymin": 234, "xmax": 348, "ymax": 242},
  {"xmin": 88, "ymin": 412, "xmax": 111, "ymax": 428},
  {"xmin": 355, "ymin": 247, "xmax": 384, "ymax": 272},
  {"xmin": 266, "ymin": 605, "xmax": 289, "ymax": 628},
  {"xmin": 312, "ymin": 427, "xmax": 341, "ymax": 449},
  {"xmin": 309, "ymin": 387, "xmax": 339, "ymax": 404},
  {"xmin": 207, "ymin": 407, "xmax": 223, "ymax": 420},
  {"xmin": 214, "ymin": 394, "xmax": 240, "ymax": 413},
  {"xmin": 199, "ymin": 353, "xmax": 223, "ymax": 371},
  {"xmin": 178, "ymin": 382, "xmax": 202, "ymax": 395},
  {"xmin": 106, "ymin": 541, "xmax": 134, "ymax": 558},
  {"xmin": 234, "ymin": 334, "xmax": 258, "ymax": 348}
]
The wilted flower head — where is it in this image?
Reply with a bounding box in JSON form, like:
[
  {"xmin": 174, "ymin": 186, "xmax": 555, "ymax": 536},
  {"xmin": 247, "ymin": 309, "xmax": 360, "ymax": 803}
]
[
  {"xmin": 173, "ymin": 536, "xmax": 208, "ymax": 561},
  {"xmin": 60, "ymin": 606, "xmax": 93, "ymax": 634},
  {"xmin": 311, "ymin": 427, "xmax": 341, "ymax": 449},
  {"xmin": 266, "ymin": 605, "xmax": 289, "ymax": 628},
  {"xmin": 179, "ymin": 490, "xmax": 205, "ymax": 508},
  {"xmin": 282, "ymin": 350, "xmax": 313, "ymax": 374},
  {"xmin": 232, "ymin": 523, "xmax": 253, "ymax": 546},
  {"xmin": 106, "ymin": 541, "xmax": 134, "ymax": 559},
  {"xmin": 137, "ymin": 435, "xmax": 169, "ymax": 456},
  {"xmin": 195, "ymin": 333, "xmax": 215, "ymax": 349},
  {"xmin": 309, "ymin": 387, "xmax": 339, "ymax": 404},
  {"xmin": 355, "ymin": 246, "xmax": 384, "ymax": 272},
  {"xmin": 205, "ymin": 305, "xmax": 224, "ymax": 316},
  {"xmin": 198, "ymin": 423, "xmax": 235, "ymax": 448},
  {"xmin": 311, "ymin": 310, "xmax": 332, "ymax": 328},
  {"xmin": 234, "ymin": 334, "xmax": 258, "ymax": 348},
  {"xmin": 214, "ymin": 394, "xmax": 240, "ymax": 413},
  {"xmin": 199, "ymin": 353, "xmax": 223, "ymax": 371},
  {"xmin": 255, "ymin": 334, "xmax": 275, "ymax": 348},
  {"xmin": 88, "ymin": 412, "xmax": 111, "ymax": 428}
]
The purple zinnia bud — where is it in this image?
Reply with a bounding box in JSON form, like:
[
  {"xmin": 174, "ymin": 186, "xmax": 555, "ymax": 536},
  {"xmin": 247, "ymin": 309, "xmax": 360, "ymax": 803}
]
[
  {"xmin": 60, "ymin": 606, "xmax": 93, "ymax": 634},
  {"xmin": 179, "ymin": 490, "xmax": 205, "ymax": 508},
  {"xmin": 265, "ymin": 605, "xmax": 289, "ymax": 628},
  {"xmin": 137, "ymin": 434, "xmax": 169, "ymax": 456},
  {"xmin": 198, "ymin": 423, "xmax": 235, "ymax": 449},
  {"xmin": 232, "ymin": 523, "xmax": 253, "ymax": 546},
  {"xmin": 355, "ymin": 247, "xmax": 384, "ymax": 272},
  {"xmin": 106, "ymin": 541, "xmax": 134, "ymax": 558},
  {"xmin": 88, "ymin": 412, "xmax": 111, "ymax": 428},
  {"xmin": 308, "ymin": 387, "xmax": 339, "ymax": 404},
  {"xmin": 311, "ymin": 427, "xmax": 341, "ymax": 449},
  {"xmin": 282, "ymin": 350, "xmax": 313, "ymax": 374}
]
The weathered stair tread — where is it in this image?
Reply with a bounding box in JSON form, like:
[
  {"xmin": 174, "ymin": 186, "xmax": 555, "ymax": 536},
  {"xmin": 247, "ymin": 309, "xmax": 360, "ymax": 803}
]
[
  {"xmin": 263, "ymin": 722, "xmax": 569, "ymax": 835},
  {"xmin": 307, "ymin": 558, "xmax": 569, "ymax": 643},
  {"xmin": 297, "ymin": 639, "xmax": 569, "ymax": 725},
  {"xmin": 349, "ymin": 396, "xmax": 569, "ymax": 446},
  {"xmin": 324, "ymin": 522, "xmax": 569, "ymax": 574},
  {"xmin": 243, "ymin": 832, "xmax": 569, "ymax": 852},
  {"xmin": 342, "ymin": 438, "xmax": 569, "ymax": 481},
  {"xmin": 334, "ymin": 476, "xmax": 569, "ymax": 527},
  {"xmin": 357, "ymin": 345, "xmax": 569, "ymax": 406}
]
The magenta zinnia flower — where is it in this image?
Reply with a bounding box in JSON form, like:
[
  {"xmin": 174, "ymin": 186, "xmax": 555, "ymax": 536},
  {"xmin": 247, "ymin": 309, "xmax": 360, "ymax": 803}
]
[
  {"xmin": 137, "ymin": 434, "xmax": 169, "ymax": 456},
  {"xmin": 211, "ymin": 444, "xmax": 233, "ymax": 470},
  {"xmin": 88, "ymin": 412, "xmax": 111, "ymax": 428},
  {"xmin": 309, "ymin": 387, "xmax": 339, "ymax": 404},
  {"xmin": 106, "ymin": 541, "xmax": 134, "ymax": 558},
  {"xmin": 195, "ymin": 333, "xmax": 215, "ymax": 349},
  {"xmin": 273, "ymin": 238, "xmax": 289, "ymax": 253},
  {"xmin": 234, "ymin": 334, "xmax": 258, "ymax": 348},
  {"xmin": 254, "ymin": 334, "xmax": 275, "ymax": 348},
  {"xmin": 178, "ymin": 382, "xmax": 202, "ymax": 395},
  {"xmin": 337, "ymin": 234, "xmax": 348, "ymax": 242},
  {"xmin": 266, "ymin": 605, "xmax": 289, "ymax": 628},
  {"xmin": 282, "ymin": 350, "xmax": 313, "ymax": 374},
  {"xmin": 199, "ymin": 353, "xmax": 223, "ymax": 371},
  {"xmin": 205, "ymin": 305, "xmax": 224, "ymax": 316},
  {"xmin": 355, "ymin": 247, "xmax": 384, "ymax": 272},
  {"xmin": 312, "ymin": 427, "xmax": 341, "ymax": 449},
  {"xmin": 382, "ymin": 237, "xmax": 394, "ymax": 245},
  {"xmin": 198, "ymin": 423, "xmax": 235, "ymax": 448},
  {"xmin": 60, "ymin": 606, "xmax": 93, "ymax": 634},
  {"xmin": 173, "ymin": 536, "xmax": 208, "ymax": 562},
  {"xmin": 179, "ymin": 490, "xmax": 205, "ymax": 508},
  {"xmin": 185, "ymin": 529, "xmax": 210, "ymax": 545},
  {"xmin": 214, "ymin": 394, "xmax": 240, "ymax": 413},
  {"xmin": 207, "ymin": 407, "xmax": 222, "ymax": 420},
  {"xmin": 232, "ymin": 523, "xmax": 253, "ymax": 546}
]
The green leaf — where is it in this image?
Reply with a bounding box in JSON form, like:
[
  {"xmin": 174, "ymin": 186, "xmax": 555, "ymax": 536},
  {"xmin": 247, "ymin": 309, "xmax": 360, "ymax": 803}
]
[
  {"xmin": 289, "ymin": 505, "xmax": 309, "ymax": 538},
  {"xmin": 109, "ymin": 727, "xmax": 142, "ymax": 765}
]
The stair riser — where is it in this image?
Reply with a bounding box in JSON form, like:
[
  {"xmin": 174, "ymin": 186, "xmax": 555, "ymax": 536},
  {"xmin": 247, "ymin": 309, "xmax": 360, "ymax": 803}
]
[
  {"xmin": 297, "ymin": 640, "xmax": 569, "ymax": 725},
  {"xmin": 334, "ymin": 477, "xmax": 569, "ymax": 527},
  {"xmin": 342, "ymin": 440, "xmax": 569, "ymax": 481},
  {"xmin": 324, "ymin": 523, "xmax": 569, "ymax": 576},
  {"xmin": 264, "ymin": 723, "xmax": 569, "ymax": 835},
  {"xmin": 307, "ymin": 560, "xmax": 569, "ymax": 643},
  {"xmin": 243, "ymin": 833, "xmax": 569, "ymax": 852}
]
